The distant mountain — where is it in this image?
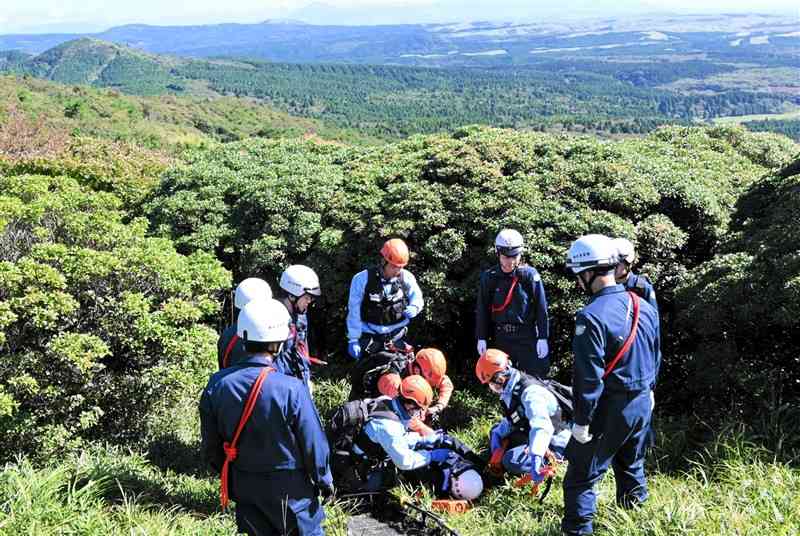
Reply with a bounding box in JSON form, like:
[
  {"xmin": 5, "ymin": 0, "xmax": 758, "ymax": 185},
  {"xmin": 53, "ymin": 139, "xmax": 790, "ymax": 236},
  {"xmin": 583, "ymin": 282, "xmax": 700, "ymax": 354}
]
[
  {"xmin": 5, "ymin": 38, "xmax": 183, "ymax": 95},
  {"xmin": 0, "ymin": 14, "xmax": 796, "ymax": 68}
]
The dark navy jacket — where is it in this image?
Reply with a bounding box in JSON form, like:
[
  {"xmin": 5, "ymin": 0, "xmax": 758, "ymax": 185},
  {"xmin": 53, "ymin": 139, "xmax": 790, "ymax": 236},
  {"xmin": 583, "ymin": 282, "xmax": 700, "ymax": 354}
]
[
  {"xmin": 216, "ymin": 323, "xmax": 248, "ymax": 370},
  {"xmin": 476, "ymin": 264, "xmax": 549, "ymax": 340},
  {"xmin": 200, "ymin": 355, "xmax": 332, "ymax": 488},
  {"xmin": 625, "ymin": 273, "xmax": 658, "ymax": 312},
  {"xmin": 571, "ymin": 285, "xmax": 661, "ymax": 426}
]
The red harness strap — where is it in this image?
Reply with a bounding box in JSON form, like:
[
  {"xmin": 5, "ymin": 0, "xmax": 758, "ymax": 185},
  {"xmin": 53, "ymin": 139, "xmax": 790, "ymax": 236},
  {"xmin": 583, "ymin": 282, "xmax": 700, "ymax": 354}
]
[
  {"xmin": 220, "ymin": 366, "xmax": 274, "ymax": 510},
  {"xmin": 491, "ymin": 276, "xmax": 519, "ymax": 314},
  {"xmin": 221, "ymin": 334, "xmax": 239, "ymax": 368},
  {"xmin": 602, "ymin": 292, "xmax": 641, "ymax": 379}
]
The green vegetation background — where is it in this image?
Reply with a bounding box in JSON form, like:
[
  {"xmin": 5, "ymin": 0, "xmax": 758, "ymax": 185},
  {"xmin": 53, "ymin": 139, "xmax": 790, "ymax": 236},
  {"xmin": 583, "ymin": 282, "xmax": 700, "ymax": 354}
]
[{"xmin": 1, "ymin": 73, "xmax": 799, "ymax": 535}]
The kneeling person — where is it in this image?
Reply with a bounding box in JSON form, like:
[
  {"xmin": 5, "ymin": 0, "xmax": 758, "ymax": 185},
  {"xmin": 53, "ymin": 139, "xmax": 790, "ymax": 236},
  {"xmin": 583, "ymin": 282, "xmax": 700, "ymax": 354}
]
[
  {"xmin": 476, "ymin": 349, "xmax": 571, "ymax": 485},
  {"xmin": 200, "ymin": 299, "xmax": 333, "ymax": 536}
]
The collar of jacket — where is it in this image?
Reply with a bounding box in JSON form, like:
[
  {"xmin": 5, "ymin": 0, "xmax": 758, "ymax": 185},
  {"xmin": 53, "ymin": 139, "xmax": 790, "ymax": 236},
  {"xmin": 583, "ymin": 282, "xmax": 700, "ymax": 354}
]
[
  {"xmin": 239, "ymin": 354, "xmax": 274, "ymax": 367},
  {"xmin": 500, "ymin": 368, "xmax": 521, "ymax": 406},
  {"xmin": 590, "ymin": 284, "xmax": 627, "ymax": 301},
  {"xmin": 390, "ymin": 398, "xmax": 412, "ymax": 423}
]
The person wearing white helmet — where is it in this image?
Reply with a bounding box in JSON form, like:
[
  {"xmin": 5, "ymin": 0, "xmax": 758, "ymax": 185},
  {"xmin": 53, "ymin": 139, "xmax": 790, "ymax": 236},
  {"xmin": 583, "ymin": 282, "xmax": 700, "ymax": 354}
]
[
  {"xmin": 476, "ymin": 229, "xmax": 551, "ymax": 377},
  {"xmin": 612, "ymin": 238, "xmax": 658, "ymax": 310},
  {"xmin": 217, "ymin": 277, "xmax": 272, "ymax": 369},
  {"xmin": 200, "ymin": 299, "xmax": 333, "ymax": 536},
  {"xmin": 274, "ymin": 265, "xmax": 323, "ymax": 388},
  {"xmin": 561, "ymin": 234, "xmax": 661, "ymax": 536}
]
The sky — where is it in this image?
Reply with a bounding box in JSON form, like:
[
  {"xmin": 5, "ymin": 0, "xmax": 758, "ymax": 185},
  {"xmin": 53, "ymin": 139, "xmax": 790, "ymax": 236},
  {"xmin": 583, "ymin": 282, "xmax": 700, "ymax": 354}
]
[{"xmin": 1, "ymin": 0, "xmax": 798, "ymax": 34}]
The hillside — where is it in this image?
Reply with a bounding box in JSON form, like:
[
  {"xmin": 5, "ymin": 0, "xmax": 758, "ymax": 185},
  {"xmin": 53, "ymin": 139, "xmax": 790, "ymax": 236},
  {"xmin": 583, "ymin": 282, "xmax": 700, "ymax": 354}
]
[
  {"xmin": 0, "ymin": 74, "xmax": 374, "ymax": 148},
  {"xmin": 5, "ymin": 38, "xmax": 800, "ymax": 139}
]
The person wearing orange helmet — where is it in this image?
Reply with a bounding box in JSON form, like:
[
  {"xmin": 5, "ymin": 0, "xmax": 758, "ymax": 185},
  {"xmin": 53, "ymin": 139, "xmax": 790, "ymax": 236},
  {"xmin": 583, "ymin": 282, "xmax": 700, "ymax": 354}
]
[
  {"xmin": 344, "ymin": 375, "xmax": 484, "ymax": 499},
  {"xmin": 376, "ymin": 348, "xmax": 454, "ymax": 421},
  {"xmin": 346, "ymin": 238, "xmax": 424, "ymax": 361},
  {"xmin": 476, "ymin": 349, "xmax": 572, "ymax": 486}
]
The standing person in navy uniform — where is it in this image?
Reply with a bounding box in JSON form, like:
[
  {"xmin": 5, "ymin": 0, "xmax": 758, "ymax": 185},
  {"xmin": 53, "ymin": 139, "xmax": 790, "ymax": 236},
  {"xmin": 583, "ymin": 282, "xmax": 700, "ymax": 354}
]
[
  {"xmin": 217, "ymin": 278, "xmax": 272, "ymax": 369},
  {"xmin": 612, "ymin": 238, "xmax": 658, "ymax": 311},
  {"xmin": 561, "ymin": 234, "xmax": 661, "ymax": 536},
  {"xmin": 476, "ymin": 229, "xmax": 550, "ymax": 377},
  {"xmin": 274, "ymin": 264, "xmax": 322, "ymax": 391},
  {"xmin": 201, "ymin": 299, "xmax": 333, "ymax": 536}
]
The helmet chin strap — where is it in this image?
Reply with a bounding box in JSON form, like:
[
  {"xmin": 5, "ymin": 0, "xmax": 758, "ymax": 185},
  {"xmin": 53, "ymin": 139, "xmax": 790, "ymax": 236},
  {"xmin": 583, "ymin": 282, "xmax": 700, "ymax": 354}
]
[{"xmin": 579, "ymin": 270, "xmax": 599, "ymax": 296}]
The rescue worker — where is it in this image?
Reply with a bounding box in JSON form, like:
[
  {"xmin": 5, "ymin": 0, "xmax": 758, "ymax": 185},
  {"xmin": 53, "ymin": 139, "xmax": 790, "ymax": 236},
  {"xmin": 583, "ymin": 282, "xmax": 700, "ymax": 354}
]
[
  {"xmin": 475, "ymin": 349, "xmax": 571, "ymax": 484},
  {"xmin": 217, "ymin": 277, "xmax": 272, "ymax": 369},
  {"xmin": 346, "ymin": 238, "xmax": 423, "ymax": 361},
  {"xmin": 200, "ymin": 299, "xmax": 333, "ymax": 536},
  {"xmin": 562, "ymin": 234, "xmax": 661, "ymax": 536},
  {"xmin": 374, "ymin": 347, "xmax": 454, "ymax": 433},
  {"xmin": 349, "ymin": 375, "xmax": 483, "ymax": 500},
  {"xmin": 274, "ymin": 264, "xmax": 322, "ymax": 389},
  {"xmin": 476, "ymin": 229, "xmax": 550, "ymax": 377},
  {"xmin": 612, "ymin": 238, "xmax": 658, "ymax": 310}
]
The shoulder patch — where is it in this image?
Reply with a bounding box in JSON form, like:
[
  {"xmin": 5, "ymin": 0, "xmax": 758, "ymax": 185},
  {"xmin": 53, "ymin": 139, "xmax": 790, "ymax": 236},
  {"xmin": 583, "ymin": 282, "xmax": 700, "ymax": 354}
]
[{"xmin": 533, "ymin": 273, "xmax": 541, "ymax": 282}]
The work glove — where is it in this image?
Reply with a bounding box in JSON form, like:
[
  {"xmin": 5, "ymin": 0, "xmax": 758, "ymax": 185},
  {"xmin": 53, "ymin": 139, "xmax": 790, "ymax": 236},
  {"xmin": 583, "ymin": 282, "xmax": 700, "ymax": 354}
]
[
  {"xmin": 429, "ymin": 449, "xmax": 451, "ymax": 464},
  {"xmin": 403, "ymin": 306, "xmax": 416, "ymax": 320},
  {"xmin": 477, "ymin": 339, "xmax": 487, "ymax": 356},
  {"xmin": 650, "ymin": 390, "xmax": 655, "ymax": 412},
  {"xmin": 530, "ymin": 455, "xmax": 545, "ymax": 484},
  {"xmin": 571, "ymin": 423, "xmax": 592, "ymax": 444},
  {"xmin": 536, "ymin": 339, "xmax": 549, "ymax": 359},
  {"xmin": 347, "ymin": 340, "xmax": 361, "ymax": 360}
]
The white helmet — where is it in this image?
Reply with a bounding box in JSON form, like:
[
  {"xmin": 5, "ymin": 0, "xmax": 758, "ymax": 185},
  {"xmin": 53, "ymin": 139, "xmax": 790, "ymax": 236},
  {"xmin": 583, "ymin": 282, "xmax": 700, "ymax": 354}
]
[
  {"xmin": 234, "ymin": 278, "xmax": 272, "ymax": 309},
  {"xmin": 565, "ymin": 234, "xmax": 619, "ymax": 274},
  {"xmin": 279, "ymin": 265, "xmax": 321, "ymax": 298},
  {"xmin": 495, "ymin": 229, "xmax": 524, "ymax": 257},
  {"xmin": 450, "ymin": 469, "xmax": 483, "ymax": 501},
  {"xmin": 613, "ymin": 238, "xmax": 636, "ymax": 265},
  {"xmin": 237, "ymin": 299, "xmax": 291, "ymax": 343}
]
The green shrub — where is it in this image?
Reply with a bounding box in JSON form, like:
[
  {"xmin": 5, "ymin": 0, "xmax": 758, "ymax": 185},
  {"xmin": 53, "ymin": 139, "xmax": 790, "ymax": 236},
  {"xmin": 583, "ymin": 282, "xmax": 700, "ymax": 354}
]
[
  {"xmin": 0, "ymin": 174, "xmax": 229, "ymax": 462},
  {"xmin": 675, "ymin": 157, "xmax": 800, "ymax": 419},
  {"xmin": 145, "ymin": 126, "xmax": 784, "ymax": 382}
]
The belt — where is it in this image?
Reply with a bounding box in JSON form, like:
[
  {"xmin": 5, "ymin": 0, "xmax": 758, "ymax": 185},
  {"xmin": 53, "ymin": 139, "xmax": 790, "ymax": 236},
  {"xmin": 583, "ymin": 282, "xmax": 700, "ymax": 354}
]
[{"xmin": 496, "ymin": 323, "xmax": 532, "ymax": 335}]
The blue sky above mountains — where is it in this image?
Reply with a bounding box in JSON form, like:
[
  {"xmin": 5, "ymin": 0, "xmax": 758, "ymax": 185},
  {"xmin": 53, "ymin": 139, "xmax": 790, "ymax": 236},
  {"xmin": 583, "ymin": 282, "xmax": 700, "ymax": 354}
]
[{"xmin": 1, "ymin": 0, "xmax": 798, "ymax": 34}]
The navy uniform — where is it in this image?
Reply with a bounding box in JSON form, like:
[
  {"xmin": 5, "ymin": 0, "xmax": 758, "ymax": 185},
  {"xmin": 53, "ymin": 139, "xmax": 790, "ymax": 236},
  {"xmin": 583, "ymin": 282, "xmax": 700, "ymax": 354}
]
[
  {"xmin": 217, "ymin": 323, "xmax": 248, "ymax": 369},
  {"xmin": 562, "ymin": 285, "xmax": 661, "ymax": 535},
  {"xmin": 200, "ymin": 355, "xmax": 332, "ymax": 535},
  {"xmin": 476, "ymin": 264, "xmax": 550, "ymax": 377},
  {"xmin": 624, "ymin": 272, "xmax": 658, "ymax": 311}
]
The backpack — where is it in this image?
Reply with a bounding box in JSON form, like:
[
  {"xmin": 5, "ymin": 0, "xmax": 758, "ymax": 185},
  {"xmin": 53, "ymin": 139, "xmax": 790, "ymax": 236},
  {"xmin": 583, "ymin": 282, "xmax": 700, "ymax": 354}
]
[{"xmin": 326, "ymin": 396, "xmax": 398, "ymax": 452}]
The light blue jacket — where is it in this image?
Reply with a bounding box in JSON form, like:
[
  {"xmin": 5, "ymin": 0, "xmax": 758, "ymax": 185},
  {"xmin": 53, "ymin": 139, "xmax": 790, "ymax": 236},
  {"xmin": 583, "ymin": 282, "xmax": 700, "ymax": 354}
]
[
  {"xmin": 347, "ymin": 268, "xmax": 424, "ymax": 341},
  {"xmin": 494, "ymin": 369, "xmax": 558, "ymax": 457},
  {"xmin": 361, "ymin": 399, "xmax": 434, "ymax": 471}
]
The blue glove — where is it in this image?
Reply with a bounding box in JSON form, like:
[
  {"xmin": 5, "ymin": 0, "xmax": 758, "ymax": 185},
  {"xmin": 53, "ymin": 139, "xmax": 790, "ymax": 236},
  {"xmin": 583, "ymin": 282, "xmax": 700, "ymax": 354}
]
[
  {"xmin": 530, "ymin": 455, "xmax": 545, "ymax": 484},
  {"xmin": 429, "ymin": 449, "xmax": 450, "ymax": 464},
  {"xmin": 347, "ymin": 340, "xmax": 361, "ymax": 360},
  {"xmin": 403, "ymin": 306, "xmax": 416, "ymax": 320}
]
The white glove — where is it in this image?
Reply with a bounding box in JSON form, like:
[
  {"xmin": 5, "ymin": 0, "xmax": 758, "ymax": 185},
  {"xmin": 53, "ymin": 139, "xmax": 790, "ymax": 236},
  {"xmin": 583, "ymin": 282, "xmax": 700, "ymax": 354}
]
[
  {"xmin": 571, "ymin": 423, "xmax": 592, "ymax": 444},
  {"xmin": 536, "ymin": 339, "xmax": 549, "ymax": 359},
  {"xmin": 650, "ymin": 391, "xmax": 655, "ymax": 412},
  {"xmin": 477, "ymin": 339, "xmax": 487, "ymax": 356}
]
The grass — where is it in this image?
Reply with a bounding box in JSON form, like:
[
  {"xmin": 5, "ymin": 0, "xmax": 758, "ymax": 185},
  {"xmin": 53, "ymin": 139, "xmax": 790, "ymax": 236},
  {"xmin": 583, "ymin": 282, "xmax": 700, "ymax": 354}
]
[{"xmin": 2, "ymin": 377, "xmax": 798, "ymax": 535}]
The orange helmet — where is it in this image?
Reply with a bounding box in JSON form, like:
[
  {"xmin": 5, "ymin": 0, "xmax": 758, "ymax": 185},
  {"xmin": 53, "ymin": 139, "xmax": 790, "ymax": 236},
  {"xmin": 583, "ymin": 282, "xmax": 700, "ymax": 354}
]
[
  {"xmin": 399, "ymin": 375, "xmax": 433, "ymax": 409},
  {"xmin": 380, "ymin": 238, "xmax": 410, "ymax": 267},
  {"xmin": 413, "ymin": 348, "xmax": 447, "ymax": 385},
  {"xmin": 475, "ymin": 349, "xmax": 510, "ymax": 384}
]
